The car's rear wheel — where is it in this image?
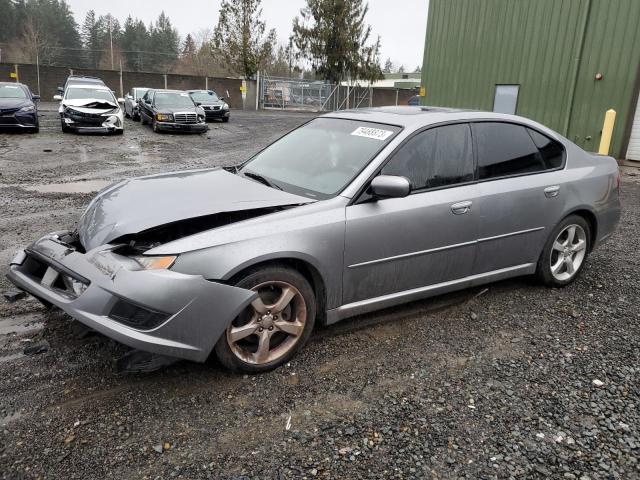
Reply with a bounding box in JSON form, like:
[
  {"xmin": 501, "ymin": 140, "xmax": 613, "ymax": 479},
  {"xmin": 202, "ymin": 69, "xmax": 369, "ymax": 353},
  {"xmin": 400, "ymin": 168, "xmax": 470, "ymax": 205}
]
[
  {"xmin": 537, "ymin": 215, "xmax": 590, "ymax": 287},
  {"xmin": 214, "ymin": 267, "xmax": 315, "ymax": 373}
]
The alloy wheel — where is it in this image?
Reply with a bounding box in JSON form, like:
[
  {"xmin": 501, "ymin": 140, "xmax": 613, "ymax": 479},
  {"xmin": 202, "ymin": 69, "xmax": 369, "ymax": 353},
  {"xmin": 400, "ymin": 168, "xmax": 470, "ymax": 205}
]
[
  {"xmin": 550, "ymin": 224, "xmax": 587, "ymax": 281},
  {"xmin": 226, "ymin": 281, "xmax": 307, "ymax": 365}
]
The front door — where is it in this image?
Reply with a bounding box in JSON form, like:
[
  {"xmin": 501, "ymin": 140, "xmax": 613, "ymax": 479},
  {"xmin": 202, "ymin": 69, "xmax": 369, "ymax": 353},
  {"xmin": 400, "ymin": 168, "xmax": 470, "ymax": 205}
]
[{"xmin": 343, "ymin": 123, "xmax": 479, "ymax": 304}]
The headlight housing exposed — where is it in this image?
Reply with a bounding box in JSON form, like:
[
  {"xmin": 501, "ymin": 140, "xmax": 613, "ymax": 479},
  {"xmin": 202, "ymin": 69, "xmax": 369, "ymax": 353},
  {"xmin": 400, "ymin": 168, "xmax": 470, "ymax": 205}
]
[
  {"xmin": 18, "ymin": 105, "xmax": 36, "ymax": 113},
  {"xmin": 132, "ymin": 255, "xmax": 177, "ymax": 270},
  {"xmin": 156, "ymin": 113, "xmax": 173, "ymax": 121}
]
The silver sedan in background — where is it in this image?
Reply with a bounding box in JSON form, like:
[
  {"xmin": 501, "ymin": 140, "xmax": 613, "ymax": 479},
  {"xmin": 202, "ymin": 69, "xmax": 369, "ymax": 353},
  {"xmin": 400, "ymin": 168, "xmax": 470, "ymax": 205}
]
[
  {"xmin": 123, "ymin": 87, "xmax": 150, "ymax": 121},
  {"xmin": 8, "ymin": 107, "xmax": 620, "ymax": 373}
]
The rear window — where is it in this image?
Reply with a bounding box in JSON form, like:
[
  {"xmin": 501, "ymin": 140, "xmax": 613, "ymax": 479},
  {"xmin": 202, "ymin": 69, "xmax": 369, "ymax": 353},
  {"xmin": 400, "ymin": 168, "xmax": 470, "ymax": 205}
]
[
  {"xmin": 527, "ymin": 128, "xmax": 565, "ymax": 169},
  {"xmin": 474, "ymin": 122, "xmax": 545, "ymax": 179}
]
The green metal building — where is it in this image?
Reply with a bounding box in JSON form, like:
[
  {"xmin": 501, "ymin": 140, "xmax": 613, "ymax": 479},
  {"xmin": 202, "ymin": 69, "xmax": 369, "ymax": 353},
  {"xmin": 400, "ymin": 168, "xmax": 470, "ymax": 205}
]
[{"xmin": 420, "ymin": 0, "xmax": 640, "ymax": 160}]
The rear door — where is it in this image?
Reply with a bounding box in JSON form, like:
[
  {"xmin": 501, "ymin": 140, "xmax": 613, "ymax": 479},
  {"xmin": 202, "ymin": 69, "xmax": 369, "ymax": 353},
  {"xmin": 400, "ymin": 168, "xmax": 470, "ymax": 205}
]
[
  {"xmin": 471, "ymin": 122, "xmax": 567, "ymax": 273},
  {"xmin": 343, "ymin": 123, "xmax": 479, "ymax": 304}
]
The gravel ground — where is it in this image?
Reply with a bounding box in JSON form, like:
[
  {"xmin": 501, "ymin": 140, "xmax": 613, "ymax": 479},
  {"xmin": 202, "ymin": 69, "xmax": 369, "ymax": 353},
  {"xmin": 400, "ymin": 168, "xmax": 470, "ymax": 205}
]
[{"xmin": 0, "ymin": 105, "xmax": 639, "ymax": 479}]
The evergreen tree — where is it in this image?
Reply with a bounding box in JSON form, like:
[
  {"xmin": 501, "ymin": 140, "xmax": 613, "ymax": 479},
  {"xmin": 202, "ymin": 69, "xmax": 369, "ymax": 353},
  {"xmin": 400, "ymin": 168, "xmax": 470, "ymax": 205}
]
[
  {"xmin": 414, "ymin": 65, "xmax": 421, "ymax": 73},
  {"xmin": 81, "ymin": 10, "xmax": 102, "ymax": 67},
  {"xmin": 213, "ymin": 0, "xmax": 276, "ymax": 79},
  {"xmin": 397, "ymin": 64, "xmax": 404, "ymax": 73},
  {"xmin": 149, "ymin": 11, "xmax": 179, "ymax": 69},
  {"xmin": 383, "ymin": 58, "xmax": 394, "ymax": 74},
  {"xmin": 181, "ymin": 34, "xmax": 197, "ymax": 58},
  {"xmin": 293, "ymin": 0, "xmax": 383, "ymax": 84},
  {"xmin": 121, "ymin": 16, "xmax": 149, "ymax": 71}
]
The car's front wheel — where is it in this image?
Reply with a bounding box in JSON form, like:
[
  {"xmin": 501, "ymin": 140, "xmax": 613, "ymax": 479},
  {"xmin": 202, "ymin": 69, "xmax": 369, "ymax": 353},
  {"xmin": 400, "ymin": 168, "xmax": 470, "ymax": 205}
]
[
  {"xmin": 537, "ymin": 215, "xmax": 590, "ymax": 287},
  {"xmin": 214, "ymin": 266, "xmax": 316, "ymax": 373}
]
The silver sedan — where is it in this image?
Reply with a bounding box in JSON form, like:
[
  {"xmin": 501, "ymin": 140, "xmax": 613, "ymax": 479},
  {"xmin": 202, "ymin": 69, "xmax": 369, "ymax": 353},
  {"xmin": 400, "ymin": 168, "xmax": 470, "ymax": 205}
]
[{"xmin": 8, "ymin": 107, "xmax": 621, "ymax": 373}]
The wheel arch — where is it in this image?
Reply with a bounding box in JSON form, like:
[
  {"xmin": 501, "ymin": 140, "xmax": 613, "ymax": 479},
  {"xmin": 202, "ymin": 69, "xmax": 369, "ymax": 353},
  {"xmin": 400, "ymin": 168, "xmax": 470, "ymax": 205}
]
[
  {"xmin": 224, "ymin": 255, "xmax": 328, "ymax": 326},
  {"xmin": 563, "ymin": 207, "xmax": 598, "ymax": 251}
]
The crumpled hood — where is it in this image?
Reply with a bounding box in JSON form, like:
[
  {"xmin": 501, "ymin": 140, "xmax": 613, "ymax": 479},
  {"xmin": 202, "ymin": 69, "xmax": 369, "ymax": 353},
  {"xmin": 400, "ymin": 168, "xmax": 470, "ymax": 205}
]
[
  {"xmin": 78, "ymin": 168, "xmax": 314, "ymax": 250},
  {"xmin": 63, "ymin": 98, "xmax": 118, "ymax": 112}
]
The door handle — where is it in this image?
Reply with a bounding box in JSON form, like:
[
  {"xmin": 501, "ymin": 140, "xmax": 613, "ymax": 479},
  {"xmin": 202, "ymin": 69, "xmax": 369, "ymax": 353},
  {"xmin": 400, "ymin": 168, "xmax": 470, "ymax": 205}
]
[
  {"xmin": 451, "ymin": 200, "xmax": 472, "ymax": 215},
  {"xmin": 544, "ymin": 185, "xmax": 560, "ymax": 198}
]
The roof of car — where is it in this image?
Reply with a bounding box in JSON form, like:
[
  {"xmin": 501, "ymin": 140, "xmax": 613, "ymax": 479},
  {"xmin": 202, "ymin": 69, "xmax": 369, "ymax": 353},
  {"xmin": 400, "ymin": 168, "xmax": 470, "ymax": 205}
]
[
  {"xmin": 0, "ymin": 82, "xmax": 28, "ymax": 88},
  {"xmin": 324, "ymin": 106, "xmax": 548, "ymax": 131},
  {"xmin": 67, "ymin": 84, "xmax": 111, "ymax": 90},
  {"xmin": 152, "ymin": 89, "xmax": 188, "ymax": 94}
]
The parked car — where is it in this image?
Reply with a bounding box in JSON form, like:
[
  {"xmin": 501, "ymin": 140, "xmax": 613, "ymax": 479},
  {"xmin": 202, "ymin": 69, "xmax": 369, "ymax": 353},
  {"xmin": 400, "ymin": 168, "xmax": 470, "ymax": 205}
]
[
  {"xmin": 57, "ymin": 75, "xmax": 105, "ymax": 95},
  {"xmin": 54, "ymin": 84, "xmax": 124, "ymax": 134},
  {"xmin": 124, "ymin": 87, "xmax": 149, "ymax": 121},
  {"xmin": 139, "ymin": 89, "xmax": 207, "ymax": 133},
  {"xmin": 7, "ymin": 107, "xmax": 620, "ymax": 373},
  {"xmin": 187, "ymin": 90, "xmax": 230, "ymax": 122},
  {"xmin": 0, "ymin": 82, "xmax": 40, "ymax": 132}
]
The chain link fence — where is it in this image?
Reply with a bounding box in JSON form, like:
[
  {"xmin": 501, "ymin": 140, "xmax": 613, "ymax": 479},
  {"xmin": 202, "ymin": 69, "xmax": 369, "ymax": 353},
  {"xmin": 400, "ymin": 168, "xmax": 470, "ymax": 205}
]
[{"xmin": 259, "ymin": 75, "xmax": 417, "ymax": 112}]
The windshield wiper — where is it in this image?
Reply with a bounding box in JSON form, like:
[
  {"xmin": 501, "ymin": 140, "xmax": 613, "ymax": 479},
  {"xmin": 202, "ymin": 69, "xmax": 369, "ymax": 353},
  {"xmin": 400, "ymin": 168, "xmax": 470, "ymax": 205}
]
[{"xmin": 242, "ymin": 170, "xmax": 283, "ymax": 190}]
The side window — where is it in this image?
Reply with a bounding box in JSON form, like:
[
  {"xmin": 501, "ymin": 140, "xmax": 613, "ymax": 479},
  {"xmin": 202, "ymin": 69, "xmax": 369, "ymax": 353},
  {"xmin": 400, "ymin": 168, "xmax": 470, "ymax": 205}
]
[
  {"xmin": 382, "ymin": 123, "xmax": 474, "ymax": 191},
  {"xmin": 474, "ymin": 122, "xmax": 545, "ymax": 179},
  {"xmin": 527, "ymin": 128, "xmax": 565, "ymax": 169}
]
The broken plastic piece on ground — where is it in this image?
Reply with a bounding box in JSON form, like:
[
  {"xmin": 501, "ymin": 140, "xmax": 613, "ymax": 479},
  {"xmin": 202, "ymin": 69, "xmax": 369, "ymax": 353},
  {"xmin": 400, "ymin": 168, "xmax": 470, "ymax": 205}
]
[
  {"xmin": 2, "ymin": 290, "xmax": 27, "ymax": 303},
  {"xmin": 24, "ymin": 340, "xmax": 50, "ymax": 356},
  {"xmin": 115, "ymin": 349, "xmax": 178, "ymax": 375}
]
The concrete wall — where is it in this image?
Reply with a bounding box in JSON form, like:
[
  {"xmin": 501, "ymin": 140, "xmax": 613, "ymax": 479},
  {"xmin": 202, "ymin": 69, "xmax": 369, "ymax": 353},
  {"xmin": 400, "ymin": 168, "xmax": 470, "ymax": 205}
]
[{"xmin": 0, "ymin": 63, "xmax": 257, "ymax": 110}]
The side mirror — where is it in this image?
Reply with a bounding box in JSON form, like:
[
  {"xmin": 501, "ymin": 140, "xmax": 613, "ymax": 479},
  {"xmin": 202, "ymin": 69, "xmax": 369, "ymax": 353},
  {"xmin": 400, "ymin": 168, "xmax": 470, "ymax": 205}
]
[
  {"xmin": 195, "ymin": 102, "xmax": 202, "ymax": 106},
  {"xmin": 117, "ymin": 97, "xmax": 125, "ymax": 103},
  {"xmin": 369, "ymin": 175, "xmax": 411, "ymax": 199},
  {"xmin": 32, "ymin": 94, "xmax": 40, "ymax": 101},
  {"xmin": 57, "ymin": 87, "xmax": 64, "ymax": 94},
  {"xmin": 219, "ymin": 97, "xmax": 225, "ymax": 101},
  {"xmin": 53, "ymin": 94, "xmax": 62, "ymax": 101}
]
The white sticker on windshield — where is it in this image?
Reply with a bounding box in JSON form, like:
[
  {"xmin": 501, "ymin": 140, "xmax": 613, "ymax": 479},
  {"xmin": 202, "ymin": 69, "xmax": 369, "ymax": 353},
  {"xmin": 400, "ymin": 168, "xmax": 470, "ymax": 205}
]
[{"xmin": 351, "ymin": 126, "xmax": 394, "ymax": 141}]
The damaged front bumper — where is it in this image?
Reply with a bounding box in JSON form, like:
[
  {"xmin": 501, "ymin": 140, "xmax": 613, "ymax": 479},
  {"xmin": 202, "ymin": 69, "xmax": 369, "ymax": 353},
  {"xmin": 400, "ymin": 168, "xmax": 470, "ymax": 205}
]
[
  {"xmin": 61, "ymin": 111, "xmax": 123, "ymax": 134},
  {"xmin": 6, "ymin": 232, "xmax": 256, "ymax": 362}
]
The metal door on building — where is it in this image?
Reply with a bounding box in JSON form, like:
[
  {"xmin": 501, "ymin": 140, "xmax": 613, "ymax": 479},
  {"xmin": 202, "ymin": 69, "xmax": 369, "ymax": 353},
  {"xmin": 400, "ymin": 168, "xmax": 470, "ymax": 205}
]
[{"xmin": 626, "ymin": 94, "xmax": 640, "ymax": 161}]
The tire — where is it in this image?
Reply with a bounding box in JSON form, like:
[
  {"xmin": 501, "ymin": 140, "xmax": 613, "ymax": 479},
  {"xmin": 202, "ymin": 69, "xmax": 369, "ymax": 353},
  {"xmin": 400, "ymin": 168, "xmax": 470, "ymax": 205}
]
[
  {"xmin": 114, "ymin": 129, "xmax": 124, "ymax": 135},
  {"xmin": 141, "ymin": 113, "xmax": 148, "ymax": 126},
  {"xmin": 32, "ymin": 125, "xmax": 39, "ymax": 133},
  {"xmin": 222, "ymin": 117, "xmax": 229, "ymax": 123},
  {"xmin": 60, "ymin": 119, "xmax": 70, "ymax": 133},
  {"xmin": 132, "ymin": 113, "xmax": 140, "ymax": 122},
  {"xmin": 152, "ymin": 119, "xmax": 160, "ymax": 133},
  {"xmin": 124, "ymin": 110, "xmax": 130, "ymax": 119},
  {"xmin": 536, "ymin": 215, "xmax": 591, "ymax": 287},
  {"xmin": 214, "ymin": 266, "xmax": 316, "ymax": 373}
]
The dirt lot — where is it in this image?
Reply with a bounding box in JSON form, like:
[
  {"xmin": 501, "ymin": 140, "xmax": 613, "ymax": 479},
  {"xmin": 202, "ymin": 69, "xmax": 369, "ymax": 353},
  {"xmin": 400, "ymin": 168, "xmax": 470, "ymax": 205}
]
[{"xmin": 0, "ymin": 104, "xmax": 639, "ymax": 480}]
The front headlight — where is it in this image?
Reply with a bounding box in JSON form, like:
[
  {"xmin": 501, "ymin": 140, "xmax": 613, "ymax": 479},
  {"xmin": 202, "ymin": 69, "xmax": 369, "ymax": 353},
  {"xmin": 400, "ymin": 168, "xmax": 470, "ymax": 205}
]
[
  {"xmin": 132, "ymin": 255, "xmax": 177, "ymax": 270},
  {"xmin": 222, "ymin": 103, "xmax": 229, "ymax": 110},
  {"xmin": 18, "ymin": 105, "xmax": 36, "ymax": 113},
  {"xmin": 156, "ymin": 113, "xmax": 173, "ymax": 121}
]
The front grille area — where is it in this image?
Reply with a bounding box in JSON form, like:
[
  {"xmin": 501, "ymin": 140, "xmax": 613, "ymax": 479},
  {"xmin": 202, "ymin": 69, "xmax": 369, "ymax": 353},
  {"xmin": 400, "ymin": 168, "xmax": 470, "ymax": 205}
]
[
  {"xmin": 21, "ymin": 252, "xmax": 89, "ymax": 299},
  {"xmin": 0, "ymin": 117, "xmax": 18, "ymax": 125},
  {"xmin": 66, "ymin": 108, "xmax": 104, "ymax": 125},
  {"xmin": 1, "ymin": 108, "xmax": 20, "ymax": 116},
  {"xmin": 174, "ymin": 112, "xmax": 198, "ymax": 124},
  {"xmin": 109, "ymin": 298, "xmax": 170, "ymax": 330},
  {"xmin": 203, "ymin": 106, "xmax": 221, "ymax": 111}
]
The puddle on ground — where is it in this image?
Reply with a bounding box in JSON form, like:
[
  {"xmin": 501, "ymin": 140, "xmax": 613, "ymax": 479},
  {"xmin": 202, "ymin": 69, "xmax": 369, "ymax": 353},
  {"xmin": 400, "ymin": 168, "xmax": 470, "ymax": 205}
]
[
  {"xmin": 0, "ymin": 352, "xmax": 24, "ymax": 364},
  {"xmin": 22, "ymin": 179, "xmax": 112, "ymax": 194},
  {"xmin": 0, "ymin": 313, "xmax": 44, "ymax": 336}
]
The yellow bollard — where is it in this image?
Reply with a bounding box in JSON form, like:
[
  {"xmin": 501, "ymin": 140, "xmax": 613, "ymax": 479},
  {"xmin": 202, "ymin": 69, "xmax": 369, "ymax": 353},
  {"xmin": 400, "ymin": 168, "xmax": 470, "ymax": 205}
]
[{"xmin": 598, "ymin": 109, "xmax": 616, "ymax": 155}]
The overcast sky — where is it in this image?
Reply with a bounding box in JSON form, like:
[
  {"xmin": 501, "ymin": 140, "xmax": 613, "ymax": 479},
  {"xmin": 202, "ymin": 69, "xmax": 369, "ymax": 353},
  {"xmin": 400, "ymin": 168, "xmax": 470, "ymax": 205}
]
[{"xmin": 65, "ymin": 0, "xmax": 428, "ymax": 71}]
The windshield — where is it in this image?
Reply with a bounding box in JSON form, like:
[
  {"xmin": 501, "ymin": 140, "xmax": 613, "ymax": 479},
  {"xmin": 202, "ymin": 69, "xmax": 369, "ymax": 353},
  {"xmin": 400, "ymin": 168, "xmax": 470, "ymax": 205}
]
[
  {"xmin": 65, "ymin": 88, "xmax": 115, "ymax": 102},
  {"xmin": 155, "ymin": 92, "xmax": 195, "ymax": 109},
  {"xmin": 190, "ymin": 91, "xmax": 219, "ymax": 103},
  {"xmin": 240, "ymin": 118, "xmax": 401, "ymax": 198},
  {"xmin": 0, "ymin": 85, "xmax": 28, "ymax": 99},
  {"xmin": 134, "ymin": 88, "xmax": 149, "ymax": 99}
]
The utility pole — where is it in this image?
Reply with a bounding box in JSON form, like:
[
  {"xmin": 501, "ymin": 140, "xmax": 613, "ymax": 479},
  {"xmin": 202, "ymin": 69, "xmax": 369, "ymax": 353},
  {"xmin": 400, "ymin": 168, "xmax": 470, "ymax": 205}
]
[
  {"xmin": 109, "ymin": 16, "xmax": 114, "ymax": 70},
  {"xmin": 288, "ymin": 36, "xmax": 293, "ymax": 77}
]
